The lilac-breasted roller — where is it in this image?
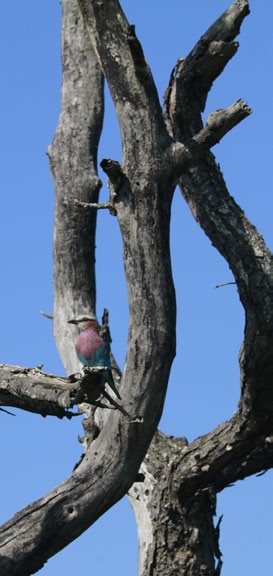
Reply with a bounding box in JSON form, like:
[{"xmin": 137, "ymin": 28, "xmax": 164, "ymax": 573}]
[{"xmin": 68, "ymin": 315, "xmax": 121, "ymax": 399}]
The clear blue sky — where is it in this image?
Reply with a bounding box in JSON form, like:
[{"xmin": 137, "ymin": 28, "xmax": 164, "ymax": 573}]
[{"xmin": 1, "ymin": 1, "xmax": 273, "ymax": 575}]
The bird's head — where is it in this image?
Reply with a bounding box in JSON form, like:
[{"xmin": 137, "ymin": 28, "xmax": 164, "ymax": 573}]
[{"xmin": 68, "ymin": 314, "xmax": 99, "ymax": 331}]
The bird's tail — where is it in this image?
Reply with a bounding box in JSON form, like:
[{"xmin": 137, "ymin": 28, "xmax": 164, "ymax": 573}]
[
  {"xmin": 102, "ymin": 389, "xmax": 130, "ymax": 418},
  {"xmin": 103, "ymin": 369, "xmax": 121, "ymax": 399}
]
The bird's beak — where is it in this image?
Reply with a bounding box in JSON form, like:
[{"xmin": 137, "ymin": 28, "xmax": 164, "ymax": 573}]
[{"xmin": 68, "ymin": 319, "xmax": 77, "ymax": 325}]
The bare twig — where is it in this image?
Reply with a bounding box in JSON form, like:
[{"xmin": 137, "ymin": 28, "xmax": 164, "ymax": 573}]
[
  {"xmin": 215, "ymin": 282, "xmax": 236, "ymax": 289},
  {"xmin": 40, "ymin": 310, "xmax": 53, "ymax": 320}
]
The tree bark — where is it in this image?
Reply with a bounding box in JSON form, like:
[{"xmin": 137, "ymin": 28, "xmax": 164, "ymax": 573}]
[
  {"xmin": 48, "ymin": 0, "xmax": 104, "ymax": 376},
  {"xmin": 1, "ymin": 1, "xmax": 273, "ymax": 575}
]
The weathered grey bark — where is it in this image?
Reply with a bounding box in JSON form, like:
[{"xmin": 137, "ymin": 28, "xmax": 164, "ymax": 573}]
[
  {"xmin": 126, "ymin": 2, "xmax": 272, "ymax": 573},
  {"xmin": 0, "ymin": 0, "xmax": 174, "ymax": 572},
  {"xmin": 48, "ymin": 0, "xmax": 104, "ymax": 375},
  {"xmin": 0, "ymin": 364, "xmax": 124, "ymax": 418},
  {"xmin": 0, "ymin": 1, "xmax": 272, "ymax": 575},
  {"xmin": 0, "ymin": 364, "xmax": 77, "ymax": 418}
]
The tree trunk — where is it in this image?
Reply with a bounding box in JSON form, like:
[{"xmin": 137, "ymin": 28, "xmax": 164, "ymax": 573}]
[
  {"xmin": 1, "ymin": 2, "xmax": 273, "ymax": 575},
  {"xmin": 129, "ymin": 431, "xmax": 221, "ymax": 576}
]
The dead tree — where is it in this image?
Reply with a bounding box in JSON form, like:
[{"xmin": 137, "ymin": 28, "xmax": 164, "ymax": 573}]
[{"xmin": 1, "ymin": 1, "xmax": 273, "ymax": 575}]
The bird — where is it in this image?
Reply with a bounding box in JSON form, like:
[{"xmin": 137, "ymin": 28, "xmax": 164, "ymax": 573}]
[{"xmin": 68, "ymin": 315, "xmax": 121, "ymax": 400}]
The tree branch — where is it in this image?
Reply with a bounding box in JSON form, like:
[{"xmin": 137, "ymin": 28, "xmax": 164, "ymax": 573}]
[
  {"xmin": 0, "ymin": 364, "xmax": 74, "ymax": 417},
  {"xmin": 0, "ymin": 364, "xmax": 126, "ymax": 419},
  {"xmin": 77, "ymin": 0, "xmax": 171, "ymax": 164},
  {"xmin": 170, "ymin": 99, "xmax": 252, "ymax": 175},
  {"xmin": 48, "ymin": 0, "xmax": 104, "ymax": 375},
  {"xmin": 165, "ymin": 0, "xmax": 273, "ymax": 424},
  {"xmin": 164, "ymin": 0, "xmax": 250, "ymax": 138},
  {"xmin": 194, "ymin": 99, "xmax": 252, "ymax": 147}
]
